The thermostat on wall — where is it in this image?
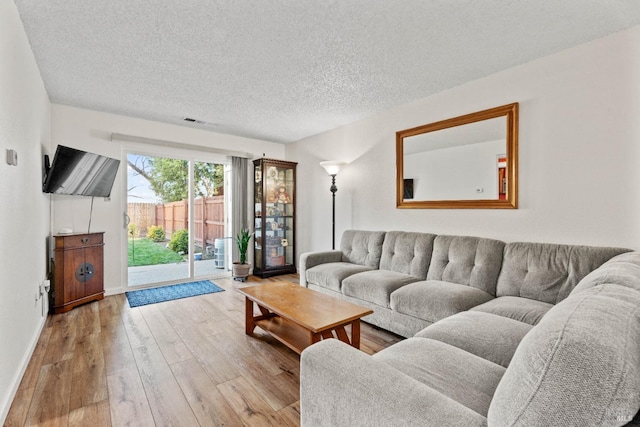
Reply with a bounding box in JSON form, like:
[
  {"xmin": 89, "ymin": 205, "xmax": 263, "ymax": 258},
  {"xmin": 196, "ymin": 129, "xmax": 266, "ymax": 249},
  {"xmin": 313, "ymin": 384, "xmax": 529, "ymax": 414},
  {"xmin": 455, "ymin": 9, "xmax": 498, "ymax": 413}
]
[{"xmin": 6, "ymin": 149, "xmax": 18, "ymax": 166}]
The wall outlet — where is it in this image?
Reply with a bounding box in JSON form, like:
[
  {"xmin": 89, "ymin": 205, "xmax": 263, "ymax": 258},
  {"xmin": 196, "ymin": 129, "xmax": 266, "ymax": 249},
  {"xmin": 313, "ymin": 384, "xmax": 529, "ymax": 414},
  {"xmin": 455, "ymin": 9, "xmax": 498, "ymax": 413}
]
[{"xmin": 40, "ymin": 279, "xmax": 51, "ymax": 295}]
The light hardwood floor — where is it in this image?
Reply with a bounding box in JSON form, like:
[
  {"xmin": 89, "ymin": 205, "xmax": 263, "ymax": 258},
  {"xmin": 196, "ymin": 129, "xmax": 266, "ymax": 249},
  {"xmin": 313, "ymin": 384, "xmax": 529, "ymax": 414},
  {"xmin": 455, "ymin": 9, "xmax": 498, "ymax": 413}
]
[{"xmin": 6, "ymin": 275, "xmax": 403, "ymax": 426}]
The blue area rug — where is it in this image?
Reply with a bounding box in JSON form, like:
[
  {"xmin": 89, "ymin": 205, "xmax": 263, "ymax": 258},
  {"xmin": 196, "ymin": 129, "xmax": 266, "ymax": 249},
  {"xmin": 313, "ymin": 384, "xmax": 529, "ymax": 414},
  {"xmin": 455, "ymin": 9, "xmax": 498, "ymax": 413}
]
[{"xmin": 126, "ymin": 280, "xmax": 224, "ymax": 308}]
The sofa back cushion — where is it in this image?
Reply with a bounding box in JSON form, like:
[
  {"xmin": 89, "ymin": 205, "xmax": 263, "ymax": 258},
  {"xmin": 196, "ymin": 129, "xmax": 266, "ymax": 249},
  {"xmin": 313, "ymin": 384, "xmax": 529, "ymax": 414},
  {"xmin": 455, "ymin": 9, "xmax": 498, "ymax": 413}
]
[
  {"xmin": 572, "ymin": 251, "xmax": 640, "ymax": 296},
  {"xmin": 340, "ymin": 230, "xmax": 386, "ymax": 268},
  {"xmin": 426, "ymin": 235, "xmax": 505, "ymax": 296},
  {"xmin": 496, "ymin": 242, "xmax": 629, "ymax": 304},
  {"xmin": 379, "ymin": 231, "xmax": 436, "ymax": 279},
  {"xmin": 488, "ymin": 284, "xmax": 640, "ymax": 426}
]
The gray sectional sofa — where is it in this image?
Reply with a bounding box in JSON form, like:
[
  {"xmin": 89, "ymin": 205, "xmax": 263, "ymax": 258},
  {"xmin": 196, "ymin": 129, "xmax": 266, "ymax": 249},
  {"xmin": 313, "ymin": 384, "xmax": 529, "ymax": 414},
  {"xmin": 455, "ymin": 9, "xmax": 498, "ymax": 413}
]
[{"xmin": 299, "ymin": 230, "xmax": 640, "ymax": 426}]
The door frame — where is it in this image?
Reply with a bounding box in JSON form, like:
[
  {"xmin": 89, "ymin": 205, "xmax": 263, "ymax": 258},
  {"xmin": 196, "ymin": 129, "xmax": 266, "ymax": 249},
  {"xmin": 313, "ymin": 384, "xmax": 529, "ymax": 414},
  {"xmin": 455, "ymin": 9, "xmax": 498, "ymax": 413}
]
[{"xmin": 121, "ymin": 143, "xmax": 231, "ymax": 289}]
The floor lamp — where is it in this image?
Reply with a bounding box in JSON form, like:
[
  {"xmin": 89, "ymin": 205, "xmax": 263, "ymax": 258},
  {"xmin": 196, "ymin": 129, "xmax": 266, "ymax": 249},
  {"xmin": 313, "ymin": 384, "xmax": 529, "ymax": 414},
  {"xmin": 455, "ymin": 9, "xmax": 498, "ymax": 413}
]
[{"xmin": 319, "ymin": 161, "xmax": 347, "ymax": 250}]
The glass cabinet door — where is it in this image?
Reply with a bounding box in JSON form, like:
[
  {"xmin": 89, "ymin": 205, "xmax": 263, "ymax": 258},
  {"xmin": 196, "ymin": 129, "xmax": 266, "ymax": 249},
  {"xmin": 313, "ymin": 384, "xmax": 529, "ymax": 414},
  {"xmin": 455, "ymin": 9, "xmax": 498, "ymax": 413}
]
[
  {"xmin": 253, "ymin": 158, "xmax": 297, "ymax": 277},
  {"xmin": 254, "ymin": 166, "xmax": 264, "ymax": 272}
]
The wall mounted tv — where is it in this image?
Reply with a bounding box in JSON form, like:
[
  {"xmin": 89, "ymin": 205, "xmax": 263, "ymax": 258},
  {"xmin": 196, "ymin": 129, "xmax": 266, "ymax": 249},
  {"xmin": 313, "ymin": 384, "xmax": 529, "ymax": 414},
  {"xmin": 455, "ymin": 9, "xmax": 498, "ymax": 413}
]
[{"xmin": 43, "ymin": 145, "xmax": 120, "ymax": 197}]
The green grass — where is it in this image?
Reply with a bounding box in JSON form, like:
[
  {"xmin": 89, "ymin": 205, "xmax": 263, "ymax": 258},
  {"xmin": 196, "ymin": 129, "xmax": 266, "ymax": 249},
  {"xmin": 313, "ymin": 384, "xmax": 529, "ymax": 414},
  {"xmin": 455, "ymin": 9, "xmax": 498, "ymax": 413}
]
[{"xmin": 128, "ymin": 238, "xmax": 184, "ymax": 267}]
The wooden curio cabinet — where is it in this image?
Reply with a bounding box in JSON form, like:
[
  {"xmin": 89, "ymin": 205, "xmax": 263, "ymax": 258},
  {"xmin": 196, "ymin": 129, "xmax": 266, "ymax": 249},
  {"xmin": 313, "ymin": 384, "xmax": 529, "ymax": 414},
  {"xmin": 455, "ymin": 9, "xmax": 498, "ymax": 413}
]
[{"xmin": 253, "ymin": 158, "xmax": 297, "ymax": 278}]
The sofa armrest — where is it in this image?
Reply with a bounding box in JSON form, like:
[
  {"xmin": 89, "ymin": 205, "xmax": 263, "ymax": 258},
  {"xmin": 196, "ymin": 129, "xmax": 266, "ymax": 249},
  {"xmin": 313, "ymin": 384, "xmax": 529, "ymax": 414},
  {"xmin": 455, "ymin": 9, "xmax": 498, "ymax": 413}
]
[
  {"xmin": 298, "ymin": 250, "xmax": 342, "ymax": 287},
  {"xmin": 300, "ymin": 339, "xmax": 487, "ymax": 427}
]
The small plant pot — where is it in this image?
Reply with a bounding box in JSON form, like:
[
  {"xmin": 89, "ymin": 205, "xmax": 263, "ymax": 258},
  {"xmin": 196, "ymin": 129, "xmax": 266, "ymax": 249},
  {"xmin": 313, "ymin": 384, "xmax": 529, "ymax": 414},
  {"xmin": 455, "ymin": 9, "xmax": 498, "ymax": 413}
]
[{"xmin": 232, "ymin": 262, "xmax": 251, "ymax": 282}]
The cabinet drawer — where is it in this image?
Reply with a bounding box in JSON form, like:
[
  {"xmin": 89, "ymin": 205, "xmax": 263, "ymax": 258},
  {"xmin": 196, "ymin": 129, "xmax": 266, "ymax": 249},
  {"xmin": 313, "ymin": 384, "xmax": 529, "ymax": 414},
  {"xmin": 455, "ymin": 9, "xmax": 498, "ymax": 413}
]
[{"xmin": 56, "ymin": 233, "xmax": 104, "ymax": 249}]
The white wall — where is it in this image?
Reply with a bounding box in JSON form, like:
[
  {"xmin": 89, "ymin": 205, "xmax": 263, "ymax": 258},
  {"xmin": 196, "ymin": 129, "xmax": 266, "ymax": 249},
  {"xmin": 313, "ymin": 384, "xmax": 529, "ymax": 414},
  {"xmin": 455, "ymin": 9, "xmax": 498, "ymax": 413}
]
[
  {"xmin": 404, "ymin": 139, "xmax": 504, "ymax": 200},
  {"xmin": 51, "ymin": 105, "xmax": 285, "ymax": 295},
  {"xmin": 287, "ymin": 25, "xmax": 640, "ymax": 255},
  {"xmin": 0, "ymin": 1, "xmax": 51, "ymax": 422}
]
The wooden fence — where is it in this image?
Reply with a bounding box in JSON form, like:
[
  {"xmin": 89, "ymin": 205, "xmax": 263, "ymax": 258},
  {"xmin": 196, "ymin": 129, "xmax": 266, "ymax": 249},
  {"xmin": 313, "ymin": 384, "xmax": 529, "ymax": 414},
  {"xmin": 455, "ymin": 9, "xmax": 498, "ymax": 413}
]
[
  {"xmin": 127, "ymin": 196, "xmax": 225, "ymax": 249},
  {"xmin": 193, "ymin": 196, "xmax": 225, "ymax": 249},
  {"xmin": 154, "ymin": 196, "xmax": 225, "ymax": 249},
  {"xmin": 127, "ymin": 203, "xmax": 157, "ymax": 236},
  {"xmin": 155, "ymin": 200, "xmax": 187, "ymax": 236}
]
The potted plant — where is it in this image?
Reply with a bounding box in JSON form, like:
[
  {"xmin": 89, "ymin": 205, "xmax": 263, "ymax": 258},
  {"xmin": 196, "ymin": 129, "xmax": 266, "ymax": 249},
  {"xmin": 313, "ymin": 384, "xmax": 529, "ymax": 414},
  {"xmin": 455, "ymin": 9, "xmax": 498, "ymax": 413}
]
[{"xmin": 232, "ymin": 228, "xmax": 253, "ymax": 281}]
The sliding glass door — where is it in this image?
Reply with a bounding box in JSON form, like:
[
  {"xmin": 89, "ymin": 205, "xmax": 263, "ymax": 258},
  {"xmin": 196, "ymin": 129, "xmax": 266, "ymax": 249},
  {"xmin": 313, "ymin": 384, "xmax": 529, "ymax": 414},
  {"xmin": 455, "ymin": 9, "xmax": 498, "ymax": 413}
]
[{"xmin": 125, "ymin": 148, "xmax": 230, "ymax": 288}]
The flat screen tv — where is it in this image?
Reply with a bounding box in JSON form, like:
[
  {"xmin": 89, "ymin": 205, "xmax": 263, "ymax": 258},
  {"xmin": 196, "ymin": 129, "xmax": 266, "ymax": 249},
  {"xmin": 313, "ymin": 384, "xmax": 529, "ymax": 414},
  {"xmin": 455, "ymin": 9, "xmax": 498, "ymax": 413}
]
[{"xmin": 43, "ymin": 145, "xmax": 120, "ymax": 197}]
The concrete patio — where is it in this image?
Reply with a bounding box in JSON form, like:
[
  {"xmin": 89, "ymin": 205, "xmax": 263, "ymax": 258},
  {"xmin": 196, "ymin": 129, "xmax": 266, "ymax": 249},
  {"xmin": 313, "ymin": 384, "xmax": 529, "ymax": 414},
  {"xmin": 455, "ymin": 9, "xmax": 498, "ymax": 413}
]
[{"xmin": 128, "ymin": 258, "xmax": 231, "ymax": 287}]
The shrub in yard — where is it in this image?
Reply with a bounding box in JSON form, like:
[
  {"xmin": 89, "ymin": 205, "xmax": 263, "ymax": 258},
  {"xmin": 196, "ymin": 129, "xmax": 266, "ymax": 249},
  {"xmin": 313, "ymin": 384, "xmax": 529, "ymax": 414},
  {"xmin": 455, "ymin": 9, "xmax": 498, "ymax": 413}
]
[
  {"xmin": 147, "ymin": 225, "xmax": 165, "ymax": 242},
  {"xmin": 168, "ymin": 229, "xmax": 189, "ymax": 254},
  {"xmin": 128, "ymin": 223, "xmax": 139, "ymax": 238}
]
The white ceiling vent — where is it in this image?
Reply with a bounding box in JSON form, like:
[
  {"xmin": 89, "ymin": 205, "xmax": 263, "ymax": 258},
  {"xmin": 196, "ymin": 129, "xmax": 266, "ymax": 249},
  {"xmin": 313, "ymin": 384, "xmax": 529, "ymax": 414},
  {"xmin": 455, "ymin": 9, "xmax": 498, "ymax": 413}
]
[{"xmin": 183, "ymin": 117, "xmax": 218, "ymax": 127}]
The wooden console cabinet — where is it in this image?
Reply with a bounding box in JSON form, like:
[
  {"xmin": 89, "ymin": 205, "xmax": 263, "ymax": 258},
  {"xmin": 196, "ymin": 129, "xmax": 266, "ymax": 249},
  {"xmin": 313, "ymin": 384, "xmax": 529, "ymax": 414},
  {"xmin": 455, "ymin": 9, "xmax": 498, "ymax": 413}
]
[{"xmin": 53, "ymin": 232, "xmax": 104, "ymax": 314}]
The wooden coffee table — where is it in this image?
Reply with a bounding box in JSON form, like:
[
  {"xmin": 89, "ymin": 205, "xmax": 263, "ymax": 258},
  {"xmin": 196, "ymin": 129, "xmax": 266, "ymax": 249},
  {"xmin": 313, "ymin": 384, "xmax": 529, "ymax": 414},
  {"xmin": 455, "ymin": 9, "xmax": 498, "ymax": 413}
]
[{"xmin": 237, "ymin": 281, "xmax": 373, "ymax": 354}]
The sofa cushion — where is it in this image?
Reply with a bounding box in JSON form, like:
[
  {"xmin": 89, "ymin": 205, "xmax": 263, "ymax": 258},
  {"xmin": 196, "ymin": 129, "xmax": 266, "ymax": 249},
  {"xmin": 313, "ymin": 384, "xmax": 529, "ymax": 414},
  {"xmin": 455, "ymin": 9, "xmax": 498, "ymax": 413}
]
[
  {"xmin": 488, "ymin": 284, "xmax": 640, "ymax": 426},
  {"xmin": 342, "ymin": 270, "xmax": 420, "ymax": 308},
  {"xmin": 415, "ymin": 311, "xmax": 532, "ymax": 368},
  {"xmin": 340, "ymin": 230, "xmax": 386, "ymax": 268},
  {"xmin": 427, "ymin": 235, "xmax": 505, "ymax": 296},
  {"xmin": 300, "ymin": 339, "xmax": 488, "ymax": 427},
  {"xmin": 572, "ymin": 251, "xmax": 640, "ymax": 295},
  {"xmin": 470, "ymin": 296, "xmax": 552, "ymax": 325},
  {"xmin": 305, "ymin": 262, "xmax": 373, "ymax": 292},
  {"xmin": 390, "ymin": 280, "xmax": 494, "ymax": 323},
  {"xmin": 496, "ymin": 241, "xmax": 629, "ymax": 304},
  {"xmin": 379, "ymin": 231, "xmax": 436, "ymax": 279},
  {"xmin": 374, "ymin": 338, "xmax": 505, "ymax": 417}
]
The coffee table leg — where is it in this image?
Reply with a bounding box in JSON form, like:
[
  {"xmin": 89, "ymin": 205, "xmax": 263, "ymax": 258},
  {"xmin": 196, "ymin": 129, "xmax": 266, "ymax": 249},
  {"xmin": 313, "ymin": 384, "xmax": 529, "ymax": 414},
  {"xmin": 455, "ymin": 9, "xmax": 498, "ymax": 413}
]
[
  {"xmin": 310, "ymin": 331, "xmax": 321, "ymax": 347},
  {"xmin": 351, "ymin": 320, "xmax": 361, "ymax": 349},
  {"xmin": 245, "ymin": 297, "xmax": 255, "ymax": 335},
  {"xmin": 331, "ymin": 321, "xmax": 362, "ymax": 349},
  {"xmin": 321, "ymin": 330, "xmax": 334, "ymax": 340},
  {"xmin": 335, "ymin": 326, "xmax": 349, "ymax": 344}
]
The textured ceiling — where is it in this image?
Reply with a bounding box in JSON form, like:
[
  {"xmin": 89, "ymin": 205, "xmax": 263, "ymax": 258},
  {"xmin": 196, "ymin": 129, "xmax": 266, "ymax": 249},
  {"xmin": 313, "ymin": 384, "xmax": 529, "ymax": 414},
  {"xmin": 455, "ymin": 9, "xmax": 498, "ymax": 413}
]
[{"xmin": 13, "ymin": 1, "xmax": 640, "ymax": 143}]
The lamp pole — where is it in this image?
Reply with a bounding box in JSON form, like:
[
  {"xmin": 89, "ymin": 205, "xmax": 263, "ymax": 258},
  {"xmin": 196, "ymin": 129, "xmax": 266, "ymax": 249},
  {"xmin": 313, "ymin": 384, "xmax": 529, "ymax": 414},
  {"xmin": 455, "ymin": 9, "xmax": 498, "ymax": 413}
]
[
  {"xmin": 330, "ymin": 174, "xmax": 337, "ymax": 250},
  {"xmin": 319, "ymin": 161, "xmax": 347, "ymax": 251}
]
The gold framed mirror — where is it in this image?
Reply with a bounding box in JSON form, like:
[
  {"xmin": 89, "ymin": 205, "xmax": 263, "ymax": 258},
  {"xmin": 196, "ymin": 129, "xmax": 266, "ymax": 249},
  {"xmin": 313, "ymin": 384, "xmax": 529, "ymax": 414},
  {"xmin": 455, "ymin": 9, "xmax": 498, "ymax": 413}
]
[{"xmin": 396, "ymin": 103, "xmax": 518, "ymax": 209}]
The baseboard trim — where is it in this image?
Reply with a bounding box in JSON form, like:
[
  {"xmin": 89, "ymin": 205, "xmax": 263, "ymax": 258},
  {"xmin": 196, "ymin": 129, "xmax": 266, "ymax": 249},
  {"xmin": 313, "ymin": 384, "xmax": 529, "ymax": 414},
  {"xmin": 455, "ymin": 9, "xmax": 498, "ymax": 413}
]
[{"xmin": 104, "ymin": 287, "xmax": 124, "ymax": 296}]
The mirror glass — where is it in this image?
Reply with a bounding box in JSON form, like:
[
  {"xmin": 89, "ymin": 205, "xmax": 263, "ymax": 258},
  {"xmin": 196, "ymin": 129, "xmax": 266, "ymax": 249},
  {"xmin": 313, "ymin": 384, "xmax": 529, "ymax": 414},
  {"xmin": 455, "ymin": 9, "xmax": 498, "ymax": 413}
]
[{"xmin": 396, "ymin": 103, "xmax": 518, "ymax": 209}]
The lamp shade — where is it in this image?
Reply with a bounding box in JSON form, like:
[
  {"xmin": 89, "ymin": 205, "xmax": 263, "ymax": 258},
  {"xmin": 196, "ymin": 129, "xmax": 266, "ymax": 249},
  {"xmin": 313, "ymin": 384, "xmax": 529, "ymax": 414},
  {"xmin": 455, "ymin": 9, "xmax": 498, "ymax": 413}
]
[{"xmin": 319, "ymin": 161, "xmax": 347, "ymax": 176}]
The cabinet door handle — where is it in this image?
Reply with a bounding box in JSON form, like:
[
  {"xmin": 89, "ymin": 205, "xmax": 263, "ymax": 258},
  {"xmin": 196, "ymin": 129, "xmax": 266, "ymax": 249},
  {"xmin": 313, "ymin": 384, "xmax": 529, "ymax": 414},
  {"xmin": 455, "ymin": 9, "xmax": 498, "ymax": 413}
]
[
  {"xmin": 75, "ymin": 262, "xmax": 95, "ymax": 282},
  {"xmin": 81, "ymin": 238, "xmax": 89, "ymax": 244}
]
